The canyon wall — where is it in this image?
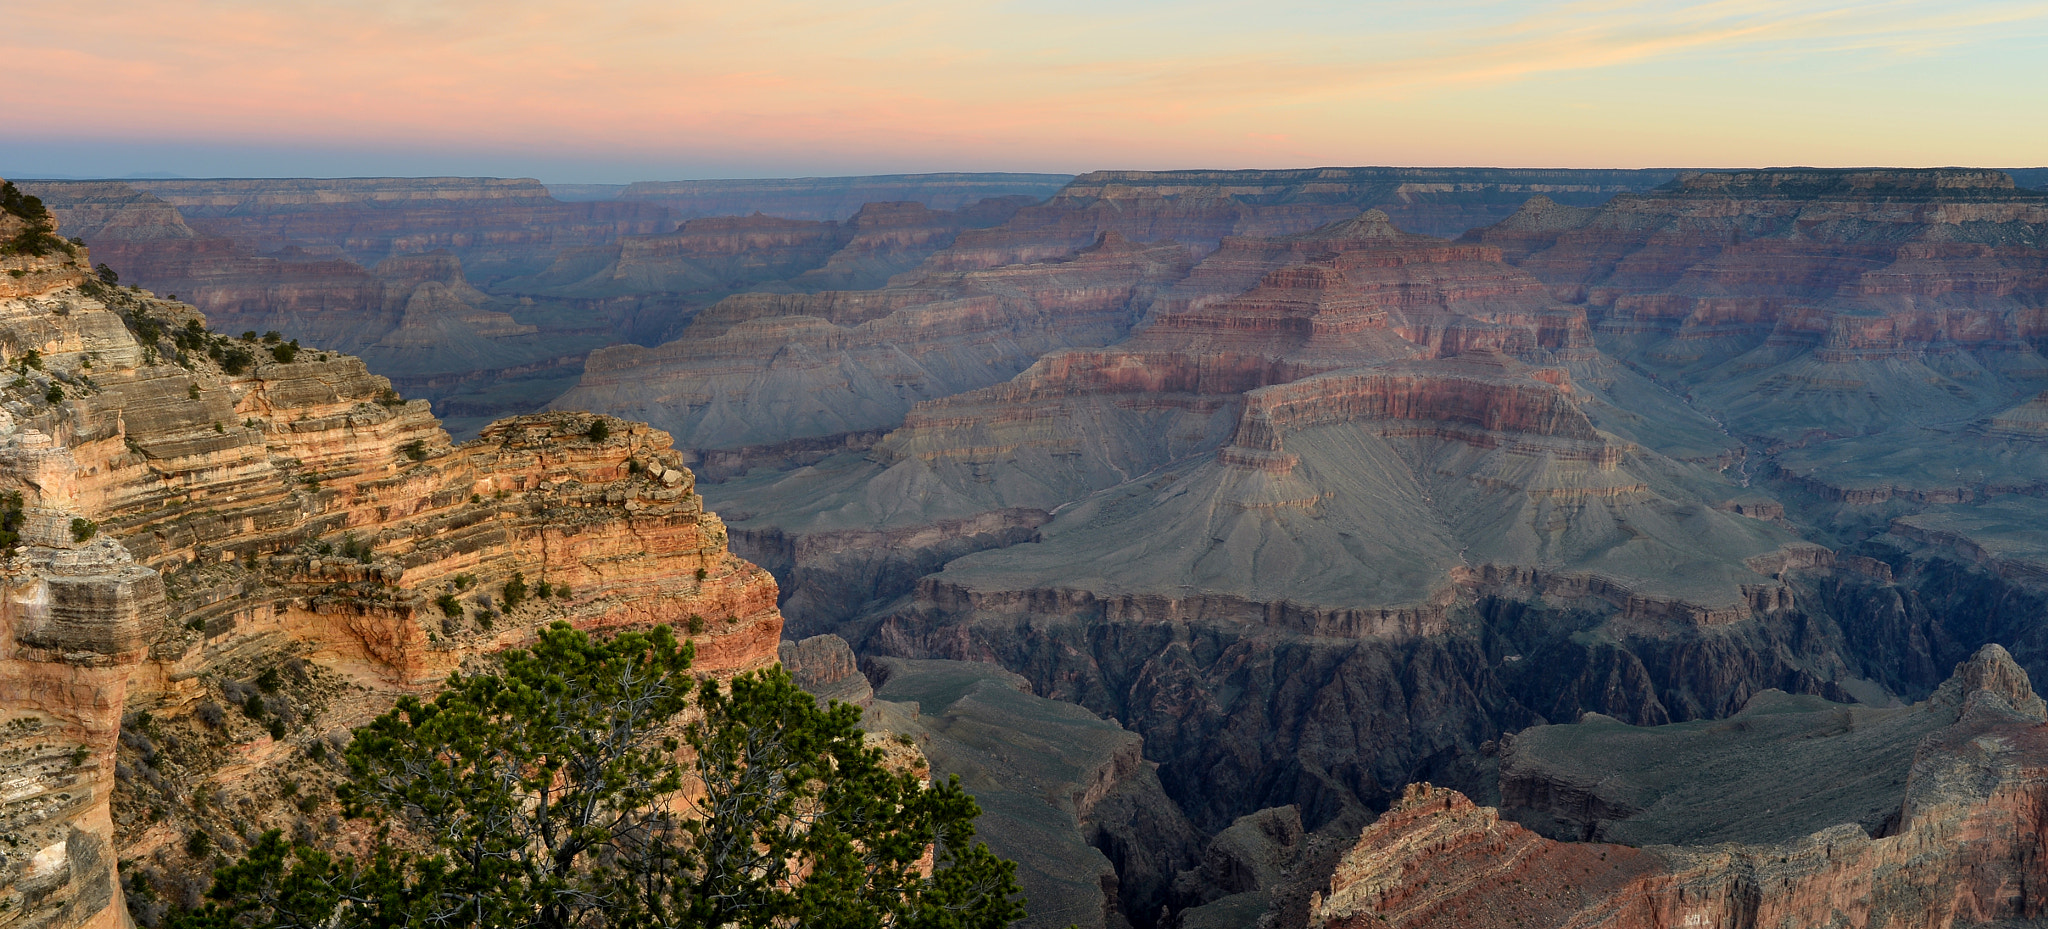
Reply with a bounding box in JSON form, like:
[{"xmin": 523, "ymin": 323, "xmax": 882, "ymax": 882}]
[
  {"xmin": 1310, "ymin": 646, "xmax": 2048, "ymax": 929},
  {"xmin": 613, "ymin": 173, "xmax": 1075, "ymax": 221},
  {"xmin": 0, "ymin": 184, "xmax": 781, "ymax": 929}
]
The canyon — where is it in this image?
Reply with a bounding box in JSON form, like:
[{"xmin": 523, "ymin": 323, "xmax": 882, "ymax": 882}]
[
  {"xmin": 0, "ymin": 188, "xmax": 781, "ymax": 929},
  {"xmin": 10, "ymin": 164, "xmax": 2048, "ymax": 929}
]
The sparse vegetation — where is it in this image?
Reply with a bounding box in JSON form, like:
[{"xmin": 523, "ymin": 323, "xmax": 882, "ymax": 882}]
[
  {"xmin": 338, "ymin": 533, "xmax": 375, "ymax": 564},
  {"xmin": 500, "ymin": 571, "xmax": 528, "ymax": 611},
  {"xmin": 586, "ymin": 419, "xmax": 611, "ymax": 441},
  {"xmin": 401, "ymin": 439, "xmax": 427, "ymax": 462},
  {"xmin": 0, "ymin": 181, "xmax": 71, "ymax": 257},
  {"xmin": 435, "ymin": 593, "xmax": 463, "ymax": 619},
  {"xmin": 71, "ymin": 517, "xmax": 97, "ymax": 542},
  {"xmin": 0, "ymin": 492, "xmax": 23, "ymax": 553}
]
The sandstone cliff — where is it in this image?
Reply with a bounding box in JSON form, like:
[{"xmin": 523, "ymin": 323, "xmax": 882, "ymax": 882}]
[{"xmin": 0, "ymin": 183, "xmax": 781, "ymax": 929}]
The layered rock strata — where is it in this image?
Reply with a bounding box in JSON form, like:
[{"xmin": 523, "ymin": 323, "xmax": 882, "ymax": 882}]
[
  {"xmin": 1310, "ymin": 645, "xmax": 2048, "ymax": 929},
  {"xmin": 554, "ymin": 233, "xmax": 1193, "ymax": 471},
  {"xmin": 0, "ymin": 188, "xmax": 780, "ymax": 929},
  {"xmin": 933, "ymin": 167, "xmax": 1682, "ymax": 271},
  {"xmin": 616, "ymin": 173, "xmax": 1074, "ymax": 221},
  {"xmin": 21, "ymin": 182, "xmax": 638, "ymax": 437},
  {"xmin": 124, "ymin": 177, "xmax": 669, "ymax": 280},
  {"xmin": 505, "ymin": 198, "xmax": 1035, "ymax": 346}
]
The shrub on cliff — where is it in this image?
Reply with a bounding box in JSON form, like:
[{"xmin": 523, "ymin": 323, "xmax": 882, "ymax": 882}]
[
  {"xmin": 0, "ymin": 181, "xmax": 70, "ymax": 257},
  {"xmin": 169, "ymin": 623, "xmax": 1025, "ymax": 929}
]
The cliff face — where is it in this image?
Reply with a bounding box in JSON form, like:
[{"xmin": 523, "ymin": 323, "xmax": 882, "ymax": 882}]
[
  {"xmin": 503, "ymin": 198, "xmax": 1037, "ymax": 347},
  {"xmin": 615, "ymin": 173, "xmax": 1074, "ymax": 221},
  {"xmin": 933, "ymin": 168, "xmax": 1681, "ymax": 271},
  {"xmin": 21, "ymin": 182, "xmax": 645, "ymax": 438},
  {"xmin": 0, "ymin": 186, "xmax": 780, "ymax": 929},
  {"xmin": 1310, "ymin": 646, "xmax": 2048, "ymax": 929},
  {"xmin": 126, "ymin": 177, "xmax": 670, "ymax": 281},
  {"xmin": 553, "ymin": 232, "xmax": 1192, "ymax": 473}
]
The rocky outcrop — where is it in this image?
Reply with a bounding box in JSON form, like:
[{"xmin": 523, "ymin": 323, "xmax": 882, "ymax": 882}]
[
  {"xmin": 0, "ymin": 188, "xmax": 781, "ymax": 929},
  {"xmin": 21, "ymin": 182, "xmax": 645, "ymax": 439},
  {"xmin": 1310, "ymin": 645, "xmax": 2048, "ymax": 929},
  {"xmin": 779, "ymin": 633, "xmax": 872, "ymax": 705}
]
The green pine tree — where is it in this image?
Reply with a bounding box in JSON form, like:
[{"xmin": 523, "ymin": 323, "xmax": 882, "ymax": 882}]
[{"xmin": 169, "ymin": 623, "xmax": 1024, "ymax": 929}]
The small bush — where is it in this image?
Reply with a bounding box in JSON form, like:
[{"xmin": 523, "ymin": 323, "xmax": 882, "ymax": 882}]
[
  {"xmin": 240, "ymin": 331, "xmax": 258, "ymax": 341},
  {"xmin": 686, "ymin": 614, "xmax": 705, "ymax": 635},
  {"xmin": 184, "ymin": 830, "xmax": 211, "ymax": 858},
  {"xmin": 187, "ymin": 383, "xmax": 201, "ymax": 400},
  {"xmin": 435, "ymin": 593, "xmax": 463, "ymax": 618},
  {"xmin": 501, "ymin": 572, "xmax": 528, "ymax": 611},
  {"xmin": 270, "ymin": 343, "xmax": 297, "ymax": 364},
  {"xmin": 219, "ymin": 346, "xmax": 255, "ymax": 375},
  {"xmin": 587, "ymin": 419, "xmax": 611, "ymax": 442},
  {"xmin": 70, "ymin": 517, "xmax": 97, "ymax": 542},
  {"xmin": 195, "ymin": 701, "xmax": 225, "ymax": 728},
  {"xmin": 339, "ymin": 533, "xmax": 374, "ymax": 563},
  {"xmin": 95, "ymin": 263, "xmax": 119, "ymax": 284},
  {"xmin": 402, "ymin": 440, "xmax": 427, "ymax": 462},
  {"xmin": 262, "ymin": 331, "xmax": 283, "ymax": 344},
  {"xmin": 536, "ymin": 580, "xmax": 553, "ymax": 599},
  {"xmin": 555, "ymin": 584, "xmax": 571, "ymax": 599},
  {"xmin": 45, "ymin": 383, "xmax": 63, "ymax": 404},
  {"xmin": 255, "ymin": 668, "xmax": 282, "ymax": 692},
  {"xmin": 242, "ymin": 693, "xmax": 266, "ymax": 720},
  {"xmin": 268, "ymin": 719, "xmax": 286, "ymax": 741}
]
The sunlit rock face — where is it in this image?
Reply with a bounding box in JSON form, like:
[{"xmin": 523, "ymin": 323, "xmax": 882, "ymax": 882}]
[
  {"xmin": 1312, "ymin": 646, "xmax": 2048, "ymax": 929},
  {"xmin": 0, "ymin": 182, "xmax": 781, "ymax": 929}
]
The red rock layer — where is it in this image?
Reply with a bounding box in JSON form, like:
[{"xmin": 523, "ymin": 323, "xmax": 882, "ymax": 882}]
[
  {"xmin": 0, "ymin": 218, "xmax": 782, "ymax": 929},
  {"xmin": 1464, "ymin": 170, "xmax": 2048, "ymax": 354},
  {"xmin": 1315, "ymin": 704, "xmax": 2048, "ymax": 929}
]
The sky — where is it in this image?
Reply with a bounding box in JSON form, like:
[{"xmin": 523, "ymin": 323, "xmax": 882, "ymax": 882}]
[{"xmin": 6, "ymin": 0, "xmax": 2047, "ymax": 182}]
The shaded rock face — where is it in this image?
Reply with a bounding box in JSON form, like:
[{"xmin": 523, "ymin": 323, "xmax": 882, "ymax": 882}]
[
  {"xmin": 685, "ymin": 170, "xmax": 2048, "ymax": 928},
  {"xmin": 504, "ymin": 197, "xmax": 1037, "ymax": 347},
  {"xmin": 934, "ymin": 167, "xmax": 1682, "ymax": 271},
  {"xmin": 553, "ymin": 233, "xmax": 1194, "ymax": 473},
  {"xmin": 1311, "ymin": 647, "xmax": 2048, "ymax": 929},
  {"xmin": 854, "ymin": 658, "xmax": 1202, "ymax": 929},
  {"xmin": 614, "ymin": 173, "xmax": 1075, "ymax": 221},
  {"xmin": 125, "ymin": 177, "xmax": 670, "ymax": 281},
  {"xmin": 0, "ymin": 199, "xmax": 781, "ymax": 929}
]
